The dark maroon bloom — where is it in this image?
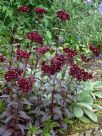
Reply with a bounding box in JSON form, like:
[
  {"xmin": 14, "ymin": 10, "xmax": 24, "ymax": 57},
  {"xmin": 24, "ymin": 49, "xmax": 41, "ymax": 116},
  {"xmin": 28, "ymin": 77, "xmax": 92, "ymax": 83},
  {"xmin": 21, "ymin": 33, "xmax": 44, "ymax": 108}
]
[
  {"xmin": 34, "ymin": 7, "xmax": 47, "ymax": 14},
  {"xmin": 34, "ymin": 46, "xmax": 50, "ymax": 55},
  {"xmin": 18, "ymin": 5, "xmax": 30, "ymax": 12},
  {"xmin": 51, "ymin": 54, "xmax": 66, "ymax": 74},
  {"xmin": 56, "ymin": 54, "xmax": 66, "ymax": 64},
  {"xmin": 81, "ymin": 54, "xmax": 90, "ymax": 62},
  {"xmin": 51, "ymin": 58, "xmax": 61, "ymax": 73},
  {"xmin": 50, "ymin": 54, "xmax": 66, "ymax": 74},
  {"xmin": 4, "ymin": 68, "xmax": 23, "ymax": 82},
  {"xmin": 56, "ymin": 10, "xmax": 70, "ymax": 21},
  {"xmin": 70, "ymin": 64, "xmax": 93, "ymax": 81},
  {"xmin": 26, "ymin": 31, "xmax": 43, "ymax": 44},
  {"xmin": 64, "ymin": 48, "xmax": 77, "ymax": 58},
  {"xmin": 41, "ymin": 55, "xmax": 66, "ymax": 75},
  {"xmin": 41, "ymin": 62, "xmax": 52, "ymax": 75},
  {"xmin": 18, "ymin": 78, "xmax": 33, "ymax": 92},
  {"xmin": 0, "ymin": 54, "xmax": 5, "ymax": 62},
  {"xmin": 89, "ymin": 45, "xmax": 100, "ymax": 56},
  {"xmin": 16, "ymin": 49, "xmax": 30, "ymax": 60}
]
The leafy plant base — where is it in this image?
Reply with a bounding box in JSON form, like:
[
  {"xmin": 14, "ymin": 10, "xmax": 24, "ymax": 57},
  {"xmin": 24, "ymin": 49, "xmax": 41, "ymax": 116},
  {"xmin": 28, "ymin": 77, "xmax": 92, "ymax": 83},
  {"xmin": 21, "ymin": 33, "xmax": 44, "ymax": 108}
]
[{"xmin": 65, "ymin": 100, "xmax": 102, "ymax": 136}]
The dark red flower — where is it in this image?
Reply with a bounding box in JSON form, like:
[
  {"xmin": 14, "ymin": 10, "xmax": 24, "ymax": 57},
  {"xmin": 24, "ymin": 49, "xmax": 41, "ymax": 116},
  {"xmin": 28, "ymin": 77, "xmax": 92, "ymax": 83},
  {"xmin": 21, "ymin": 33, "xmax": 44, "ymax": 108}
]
[
  {"xmin": 41, "ymin": 55, "xmax": 66, "ymax": 75},
  {"xmin": 70, "ymin": 64, "xmax": 93, "ymax": 81},
  {"xmin": 64, "ymin": 48, "xmax": 77, "ymax": 58},
  {"xmin": 50, "ymin": 54, "xmax": 66, "ymax": 74},
  {"xmin": 56, "ymin": 10, "xmax": 70, "ymax": 21},
  {"xmin": 56, "ymin": 54, "xmax": 66, "ymax": 64},
  {"xmin": 89, "ymin": 45, "xmax": 100, "ymax": 56},
  {"xmin": 41, "ymin": 62, "xmax": 52, "ymax": 75},
  {"xmin": 34, "ymin": 46, "xmax": 50, "ymax": 55},
  {"xmin": 34, "ymin": 7, "xmax": 47, "ymax": 14},
  {"xmin": 4, "ymin": 68, "xmax": 23, "ymax": 82},
  {"xmin": 16, "ymin": 49, "xmax": 30, "ymax": 60},
  {"xmin": 18, "ymin": 77, "xmax": 33, "ymax": 92},
  {"xmin": 0, "ymin": 54, "xmax": 5, "ymax": 62},
  {"xmin": 51, "ymin": 58, "xmax": 61, "ymax": 73},
  {"xmin": 26, "ymin": 31, "xmax": 43, "ymax": 44},
  {"xmin": 81, "ymin": 54, "xmax": 90, "ymax": 62},
  {"xmin": 18, "ymin": 5, "xmax": 30, "ymax": 12}
]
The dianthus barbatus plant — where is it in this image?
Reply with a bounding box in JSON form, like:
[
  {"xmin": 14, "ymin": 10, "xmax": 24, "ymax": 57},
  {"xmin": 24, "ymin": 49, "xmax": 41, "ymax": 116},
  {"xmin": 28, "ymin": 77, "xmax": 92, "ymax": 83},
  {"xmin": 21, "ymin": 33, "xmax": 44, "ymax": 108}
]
[
  {"xmin": 0, "ymin": 46, "xmax": 35, "ymax": 136},
  {"xmin": 0, "ymin": 4, "xmax": 100, "ymax": 136},
  {"xmin": 0, "ymin": 34, "xmax": 95, "ymax": 136}
]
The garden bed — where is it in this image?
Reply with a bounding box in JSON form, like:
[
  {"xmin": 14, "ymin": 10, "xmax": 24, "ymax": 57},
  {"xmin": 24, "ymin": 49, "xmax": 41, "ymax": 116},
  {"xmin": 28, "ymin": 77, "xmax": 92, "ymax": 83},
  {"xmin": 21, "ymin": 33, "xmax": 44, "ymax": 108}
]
[{"xmin": 0, "ymin": 0, "xmax": 102, "ymax": 136}]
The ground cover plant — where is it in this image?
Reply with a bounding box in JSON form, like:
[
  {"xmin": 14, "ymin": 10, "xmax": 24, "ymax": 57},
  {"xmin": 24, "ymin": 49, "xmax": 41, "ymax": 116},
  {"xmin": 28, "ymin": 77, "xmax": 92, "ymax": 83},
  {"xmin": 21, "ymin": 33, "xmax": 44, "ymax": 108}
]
[{"xmin": 0, "ymin": 0, "xmax": 102, "ymax": 136}]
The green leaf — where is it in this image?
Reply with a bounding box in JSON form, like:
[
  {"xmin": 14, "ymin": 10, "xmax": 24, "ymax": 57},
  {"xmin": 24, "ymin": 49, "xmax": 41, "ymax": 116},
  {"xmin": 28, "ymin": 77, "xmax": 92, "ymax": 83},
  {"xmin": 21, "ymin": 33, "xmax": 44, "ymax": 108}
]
[
  {"xmin": 93, "ymin": 104, "xmax": 102, "ymax": 110},
  {"xmin": 84, "ymin": 109, "xmax": 98, "ymax": 122},
  {"xmin": 44, "ymin": 133, "xmax": 51, "ymax": 136},
  {"xmin": 79, "ymin": 116, "xmax": 91, "ymax": 123},
  {"xmin": 83, "ymin": 81, "xmax": 94, "ymax": 92},
  {"xmin": 46, "ymin": 31, "xmax": 52, "ymax": 39},
  {"xmin": 73, "ymin": 106, "xmax": 84, "ymax": 118},
  {"xmin": 0, "ymin": 100, "xmax": 5, "ymax": 113},
  {"xmin": 77, "ymin": 102, "xmax": 93, "ymax": 111},
  {"xmin": 76, "ymin": 93, "xmax": 93, "ymax": 104},
  {"xmin": 83, "ymin": 81, "xmax": 102, "ymax": 93},
  {"xmin": 94, "ymin": 81, "xmax": 102, "ymax": 88},
  {"xmin": 94, "ymin": 92, "xmax": 102, "ymax": 98}
]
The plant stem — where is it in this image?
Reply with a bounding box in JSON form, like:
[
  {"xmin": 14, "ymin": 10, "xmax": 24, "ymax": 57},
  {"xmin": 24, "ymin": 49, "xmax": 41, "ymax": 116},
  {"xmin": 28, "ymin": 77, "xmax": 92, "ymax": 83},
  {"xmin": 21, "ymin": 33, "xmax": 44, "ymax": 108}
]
[
  {"xmin": 51, "ymin": 89, "xmax": 55, "ymax": 120},
  {"xmin": 51, "ymin": 76, "xmax": 56, "ymax": 119}
]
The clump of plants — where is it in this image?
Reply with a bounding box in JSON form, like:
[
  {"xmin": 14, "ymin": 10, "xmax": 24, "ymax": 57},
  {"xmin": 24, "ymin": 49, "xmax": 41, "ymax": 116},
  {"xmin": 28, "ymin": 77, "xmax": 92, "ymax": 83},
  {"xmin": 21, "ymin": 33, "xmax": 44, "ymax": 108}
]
[{"xmin": 0, "ymin": 0, "xmax": 102, "ymax": 136}]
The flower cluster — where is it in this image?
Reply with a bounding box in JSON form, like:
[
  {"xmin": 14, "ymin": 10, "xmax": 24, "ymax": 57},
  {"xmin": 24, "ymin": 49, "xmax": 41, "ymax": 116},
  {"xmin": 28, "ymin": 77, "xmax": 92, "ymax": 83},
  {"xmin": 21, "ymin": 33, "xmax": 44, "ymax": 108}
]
[
  {"xmin": 89, "ymin": 45, "xmax": 100, "ymax": 56},
  {"xmin": 18, "ymin": 77, "xmax": 34, "ymax": 92},
  {"xmin": 41, "ymin": 62, "xmax": 52, "ymax": 75},
  {"xmin": 41, "ymin": 54, "xmax": 66, "ymax": 75},
  {"xmin": 18, "ymin": 6, "xmax": 71, "ymax": 22},
  {"xmin": 4, "ymin": 68, "xmax": 23, "ymax": 82},
  {"xmin": 63, "ymin": 48, "xmax": 77, "ymax": 58},
  {"xmin": 18, "ymin": 5, "xmax": 30, "ymax": 13},
  {"xmin": 70, "ymin": 64, "xmax": 93, "ymax": 81},
  {"xmin": 34, "ymin": 46, "xmax": 50, "ymax": 55},
  {"xmin": 16, "ymin": 49, "xmax": 30, "ymax": 60},
  {"xmin": 51, "ymin": 54, "xmax": 66, "ymax": 73},
  {"xmin": 56, "ymin": 10, "xmax": 70, "ymax": 21},
  {"xmin": 26, "ymin": 31, "xmax": 43, "ymax": 44},
  {"xmin": 0, "ymin": 54, "xmax": 5, "ymax": 62},
  {"xmin": 34, "ymin": 7, "xmax": 47, "ymax": 14}
]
